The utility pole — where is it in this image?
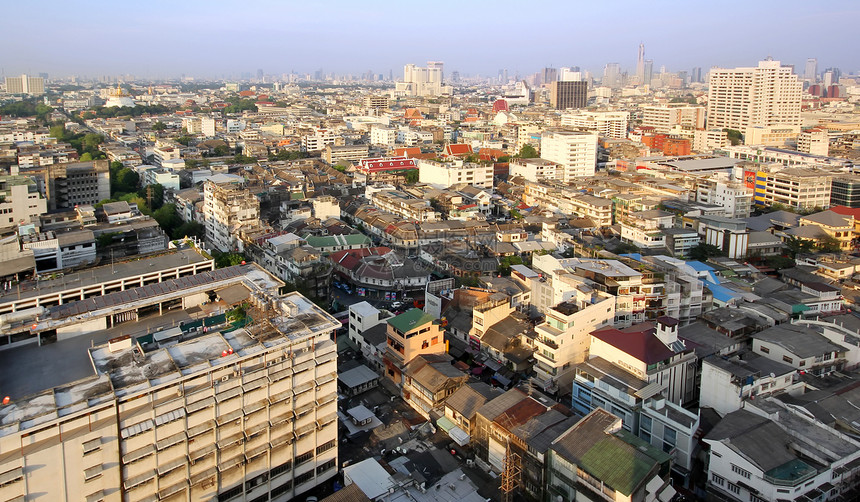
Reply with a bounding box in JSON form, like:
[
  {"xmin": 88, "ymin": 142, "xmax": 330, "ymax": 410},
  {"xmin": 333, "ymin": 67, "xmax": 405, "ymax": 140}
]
[{"xmin": 146, "ymin": 185, "xmax": 153, "ymax": 209}]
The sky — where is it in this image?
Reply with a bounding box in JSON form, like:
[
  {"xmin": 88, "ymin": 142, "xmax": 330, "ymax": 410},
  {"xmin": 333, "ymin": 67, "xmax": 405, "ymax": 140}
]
[{"xmin": 3, "ymin": 0, "xmax": 858, "ymax": 80}]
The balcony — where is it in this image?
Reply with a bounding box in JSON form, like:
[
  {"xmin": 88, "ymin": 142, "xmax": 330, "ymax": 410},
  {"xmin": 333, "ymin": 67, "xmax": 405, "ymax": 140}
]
[{"xmin": 536, "ymin": 337, "xmax": 559, "ymax": 350}]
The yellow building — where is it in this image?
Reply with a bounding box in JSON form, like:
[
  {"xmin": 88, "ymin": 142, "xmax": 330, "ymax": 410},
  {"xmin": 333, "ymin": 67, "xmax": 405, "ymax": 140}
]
[{"xmin": 383, "ymin": 308, "xmax": 446, "ymax": 384}]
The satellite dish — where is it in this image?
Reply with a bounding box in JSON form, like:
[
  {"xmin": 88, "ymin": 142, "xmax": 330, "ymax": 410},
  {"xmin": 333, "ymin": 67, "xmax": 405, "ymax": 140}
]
[{"xmin": 770, "ymin": 373, "xmax": 776, "ymax": 378}]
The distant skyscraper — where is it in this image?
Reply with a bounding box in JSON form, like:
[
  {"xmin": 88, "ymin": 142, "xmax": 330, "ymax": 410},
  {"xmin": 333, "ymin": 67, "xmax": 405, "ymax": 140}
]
[
  {"xmin": 451, "ymin": 71, "xmax": 460, "ymax": 83},
  {"xmin": 804, "ymin": 58, "xmax": 818, "ymax": 82},
  {"xmin": 603, "ymin": 63, "xmax": 621, "ymax": 88},
  {"xmin": 427, "ymin": 61, "xmax": 444, "ymax": 83},
  {"xmin": 707, "ymin": 60, "xmax": 801, "ymax": 131},
  {"xmin": 4, "ymin": 74, "xmax": 45, "ymax": 95},
  {"xmin": 559, "ymin": 67, "xmax": 582, "ymax": 82},
  {"xmin": 256, "ymin": 68, "xmax": 264, "ymax": 80},
  {"xmin": 644, "ymin": 60, "xmax": 653, "ymax": 86},
  {"xmin": 541, "ymin": 67, "xmax": 558, "ymax": 86},
  {"xmin": 636, "ymin": 43, "xmax": 645, "ymax": 84},
  {"xmin": 399, "ymin": 62, "xmax": 444, "ymax": 96},
  {"xmin": 691, "ymin": 67, "xmax": 702, "ymax": 84}
]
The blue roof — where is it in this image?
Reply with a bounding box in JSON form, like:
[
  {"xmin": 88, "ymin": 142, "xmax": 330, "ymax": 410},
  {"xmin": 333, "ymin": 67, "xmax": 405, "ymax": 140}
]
[
  {"xmin": 620, "ymin": 253, "xmax": 643, "ymax": 262},
  {"xmin": 686, "ymin": 261, "xmax": 714, "ymax": 272},
  {"xmin": 704, "ymin": 280, "xmax": 740, "ymax": 304}
]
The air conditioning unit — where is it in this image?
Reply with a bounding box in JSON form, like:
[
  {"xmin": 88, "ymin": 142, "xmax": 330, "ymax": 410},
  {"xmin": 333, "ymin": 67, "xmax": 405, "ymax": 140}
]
[{"xmin": 222, "ymin": 375, "xmax": 230, "ymax": 383}]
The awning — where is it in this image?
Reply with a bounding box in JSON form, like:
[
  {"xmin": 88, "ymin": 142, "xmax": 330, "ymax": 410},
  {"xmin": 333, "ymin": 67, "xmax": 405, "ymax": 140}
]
[
  {"xmin": 448, "ymin": 425, "xmax": 470, "ymax": 446},
  {"xmin": 436, "ymin": 416, "xmax": 456, "ymax": 432},
  {"xmin": 493, "ymin": 372, "xmax": 511, "ymax": 387},
  {"xmin": 216, "ymin": 284, "xmax": 250, "ymax": 305}
]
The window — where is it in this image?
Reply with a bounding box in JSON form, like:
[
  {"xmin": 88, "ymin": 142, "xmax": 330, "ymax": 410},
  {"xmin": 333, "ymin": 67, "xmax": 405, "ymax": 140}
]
[
  {"xmin": 711, "ymin": 473, "xmax": 725, "ymax": 486},
  {"xmin": 295, "ymin": 470, "xmax": 315, "ymax": 487},
  {"xmin": 751, "ymin": 495, "xmax": 768, "ymax": 502},
  {"xmin": 727, "ymin": 482, "xmax": 741, "ymax": 495},
  {"xmin": 759, "ymin": 346, "xmax": 769, "ymax": 354},
  {"xmin": 783, "ymin": 355, "xmax": 794, "ymax": 364},
  {"xmin": 731, "ymin": 464, "xmax": 752, "ymax": 479},
  {"xmin": 296, "ymin": 450, "xmax": 314, "ymax": 466},
  {"xmin": 271, "ymin": 460, "xmax": 292, "ymax": 478},
  {"xmin": 316, "ymin": 440, "xmax": 336, "ymax": 455}
]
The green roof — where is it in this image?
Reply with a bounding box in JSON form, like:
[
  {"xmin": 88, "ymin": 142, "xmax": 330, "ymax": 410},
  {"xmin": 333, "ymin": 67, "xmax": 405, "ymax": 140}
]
[
  {"xmin": 579, "ymin": 437, "xmax": 657, "ymax": 496},
  {"xmin": 387, "ymin": 308, "xmax": 435, "ymax": 334},
  {"xmin": 614, "ymin": 429, "xmax": 672, "ymax": 464}
]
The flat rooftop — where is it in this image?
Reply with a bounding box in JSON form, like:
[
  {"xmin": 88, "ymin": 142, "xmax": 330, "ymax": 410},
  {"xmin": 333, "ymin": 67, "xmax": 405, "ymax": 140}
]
[
  {"xmin": 0, "ymin": 280, "xmax": 338, "ymax": 437},
  {"xmin": 0, "ymin": 247, "xmax": 210, "ymax": 305}
]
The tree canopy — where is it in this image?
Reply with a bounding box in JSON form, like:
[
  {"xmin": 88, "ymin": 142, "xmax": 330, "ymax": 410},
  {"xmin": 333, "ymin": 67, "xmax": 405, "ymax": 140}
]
[
  {"xmin": 515, "ymin": 144, "xmax": 538, "ymax": 158},
  {"xmin": 724, "ymin": 129, "xmax": 743, "ymax": 146},
  {"xmin": 688, "ymin": 243, "xmax": 724, "ymax": 261},
  {"xmin": 151, "ymin": 121, "xmax": 167, "ymax": 132}
]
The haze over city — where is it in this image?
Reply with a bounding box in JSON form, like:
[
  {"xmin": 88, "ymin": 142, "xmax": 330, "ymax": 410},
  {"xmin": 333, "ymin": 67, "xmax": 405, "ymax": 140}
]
[{"xmin": 4, "ymin": 0, "xmax": 859, "ymax": 78}]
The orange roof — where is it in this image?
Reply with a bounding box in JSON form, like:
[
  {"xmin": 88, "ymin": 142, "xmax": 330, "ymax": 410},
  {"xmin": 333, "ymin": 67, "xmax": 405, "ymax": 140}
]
[
  {"xmin": 446, "ymin": 144, "xmax": 473, "ymax": 156},
  {"xmin": 394, "ymin": 147, "xmax": 421, "ymax": 157},
  {"xmin": 239, "ymin": 90, "xmax": 255, "ymax": 97},
  {"xmin": 830, "ymin": 206, "xmax": 860, "ymax": 219},
  {"xmin": 404, "ymin": 108, "xmax": 423, "ymax": 119}
]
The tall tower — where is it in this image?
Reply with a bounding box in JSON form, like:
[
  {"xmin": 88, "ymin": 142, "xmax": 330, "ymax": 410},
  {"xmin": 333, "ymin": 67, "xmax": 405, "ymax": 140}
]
[
  {"xmin": 636, "ymin": 43, "xmax": 645, "ymax": 84},
  {"xmin": 804, "ymin": 58, "xmax": 818, "ymax": 82}
]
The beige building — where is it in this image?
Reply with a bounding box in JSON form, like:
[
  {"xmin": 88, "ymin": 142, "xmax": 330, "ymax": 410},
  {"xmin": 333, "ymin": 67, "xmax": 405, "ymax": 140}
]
[
  {"xmin": 203, "ymin": 179, "xmax": 261, "ymax": 252},
  {"xmin": 383, "ymin": 308, "xmax": 446, "ymax": 384},
  {"xmin": 0, "ymin": 175, "xmax": 47, "ymax": 227},
  {"xmin": 798, "ymin": 128, "xmax": 830, "ymax": 156},
  {"xmin": 4, "ymin": 74, "xmax": 45, "ymax": 95},
  {"xmin": 641, "ymin": 104, "xmax": 706, "ymax": 134},
  {"xmin": 744, "ymin": 124, "xmax": 801, "ymax": 147},
  {"xmin": 418, "ymin": 159, "xmax": 493, "ymax": 189},
  {"xmin": 539, "ymin": 130, "xmax": 599, "ymax": 181},
  {"xmin": 707, "ymin": 60, "xmax": 802, "ymax": 131},
  {"xmin": 0, "ymin": 264, "xmax": 340, "ymax": 502},
  {"xmin": 560, "ymin": 110, "xmax": 629, "ymax": 139}
]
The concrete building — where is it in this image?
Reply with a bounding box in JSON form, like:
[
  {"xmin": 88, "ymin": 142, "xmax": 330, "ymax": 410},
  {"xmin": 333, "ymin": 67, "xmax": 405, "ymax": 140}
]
[
  {"xmin": 4, "ymin": 74, "xmax": 45, "ymax": 95},
  {"xmin": 751, "ymin": 323, "xmax": 848, "ymax": 376},
  {"xmin": 369, "ymin": 126, "xmax": 396, "ymax": 146},
  {"xmin": 695, "ymin": 180, "xmax": 753, "ymax": 219},
  {"xmin": 509, "ymin": 158, "xmax": 560, "ymax": 182},
  {"xmin": 560, "ymin": 110, "xmax": 629, "ymax": 139},
  {"xmin": 744, "ymin": 124, "xmax": 801, "ymax": 147},
  {"xmin": 641, "ymin": 104, "xmax": 706, "ymax": 134},
  {"xmin": 798, "ymin": 128, "xmax": 830, "ymax": 156},
  {"xmin": 749, "ymin": 166, "xmax": 832, "ymax": 209},
  {"xmin": 0, "ymin": 265, "xmax": 340, "ymax": 502},
  {"xmin": 203, "ymin": 179, "xmax": 260, "ymax": 252},
  {"xmin": 532, "ymin": 293, "xmax": 616, "ymax": 393},
  {"xmin": 539, "ymin": 130, "xmax": 599, "ymax": 181},
  {"xmin": 418, "ymin": 159, "xmax": 493, "ymax": 189},
  {"xmin": 705, "ymin": 405, "xmax": 860, "ymax": 502},
  {"xmin": 0, "ymin": 175, "xmax": 47, "ymax": 228},
  {"xmin": 153, "ymin": 144, "xmax": 181, "ymax": 167},
  {"xmin": 45, "ymin": 160, "xmax": 112, "ymax": 211},
  {"xmin": 707, "ymin": 60, "xmax": 802, "ymax": 131},
  {"xmin": 396, "ymin": 62, "xmax": 450, "ymax": 97},
  {"xmin": 620, "ymin": 210, "xmax": 675, "ymax": 250},
  {"xmin": 383, "ymin": 308, "xmax": 446, "ymax": 385},
  {"xmin": 549, "ymin": 80, "xmax": 587, "ymax": 110},
  {"xmin": 699, "ymin": 353, "xmax": 796, "ymax": 416}
]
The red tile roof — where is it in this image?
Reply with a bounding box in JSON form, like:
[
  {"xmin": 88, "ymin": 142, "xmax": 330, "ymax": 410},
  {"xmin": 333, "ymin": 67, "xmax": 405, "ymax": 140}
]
[
  {"xmin": 394, "ymin": 147, "xmax": 421, "ymax": 157},
  {"xmin": 445, "ymin": 144, "xmax": 473, "ymax": 156},
  {"xmin": 494, "ymin": 397, "xmax": 547, "ymax": 429},
  {"xmin": 590, "ymin": 323, "xmax": 677, "ymax": 364},
  {"xmin": 830, "ymin": 206, "xmax": 860, "ymax": 219}
]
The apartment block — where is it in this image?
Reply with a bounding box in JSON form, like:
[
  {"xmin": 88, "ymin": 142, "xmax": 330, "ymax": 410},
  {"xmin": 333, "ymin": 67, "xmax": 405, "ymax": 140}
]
[
  {"xmin": 418, "ymin": 159, "xmax": 493, "ymax": 189},
  {"xmin": 641, "ymin": 104, "xmax": 705, "ymax": 134},
  {"xmin": 560, "ymin": 110, "xmax": 629, "ymax": 139},
  {"xmin": 707, "ymin": 60, "xmax": 802, "ymax": 131},
  {"xmin": 539, "ymin": 130, "xmax": 599, "ymax": 181},
  {"xmin": 203, "ymin": 179, "xmax": 261, "ymax": 252},
  {"xmin": 751, "ymin": 166, "xmax": 832, "ymax": 209},
  {"xmin": 0, "ymin": 175, "xmax": 47, "ymax": 227},
  {"xmin": 0, "ymin": 265, "xmax": 340, "ymax": 502}
]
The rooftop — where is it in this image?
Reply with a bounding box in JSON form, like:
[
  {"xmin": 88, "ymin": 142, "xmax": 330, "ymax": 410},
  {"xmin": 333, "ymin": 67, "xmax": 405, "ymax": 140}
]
[{"xmin": 388, "ymin": 308, "xmax": 436, "ymax": 334}]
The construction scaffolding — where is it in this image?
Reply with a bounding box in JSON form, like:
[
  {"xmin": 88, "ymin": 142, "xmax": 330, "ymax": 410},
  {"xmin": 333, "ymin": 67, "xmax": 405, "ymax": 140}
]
[{"xmin": 500, "ymin": 441, "xmax": 522, "ymax": 502}]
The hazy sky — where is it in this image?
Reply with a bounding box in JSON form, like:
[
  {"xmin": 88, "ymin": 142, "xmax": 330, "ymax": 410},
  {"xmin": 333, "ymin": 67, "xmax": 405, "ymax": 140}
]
[{"xmin": 4, "ymin": 0, "xmax": 858, "ymax": 79}]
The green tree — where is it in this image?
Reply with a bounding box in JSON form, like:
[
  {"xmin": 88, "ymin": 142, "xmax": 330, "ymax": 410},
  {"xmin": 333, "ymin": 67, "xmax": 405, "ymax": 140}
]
[
  {"xmin": 171, "ymin": 221, "xmax": 205, "ymax": 240},
  {"xmin": 151, "ymin": 121, "xmax": 167, "ymax": 132},
  {"xmin": 113, "ymin": 168, "xmax": 140, "ymax": 195},
  {"xmin": 498, "ymin": 255, "xmax": 524, "ymax": 276},
  {"xmin": 176, "ymin": 135, "xmax": 192, "ymax": 146},
  {"xmin": 404, "ymin": 170, "xmax": 419, "ymax": 183},
  {"xmin": 214, "ymin": 252, "xmax": 247, "ymax": 268},
  {"xmin": 213, "ymin": 145, "xmax": 230, "ymax": 156},
  {"xmin": 515, "ymin": 144, "xmax": 538, "ymax": 158},
  {"xmin": 816, "ymin": 235, "xmax": 842, "ymax": 254},
  {"xmin": 138, "ymin": 183, "xmax": 165, "ymax": 210},
  {"xmin": 79, "ymin": 152, "xmax": 93, "ymax": 161},
  {"xmin": 153, "ymin": 204, "xmax": 180, "ymax": 232},
  {"xmin": 688, "ymin": 243, "xmax": 724, "ymax": 261},
  {"xmin": 612, "ymin": 242, "xmax": 641, "ymax": 255},
  {"xmin": 784, "ymin": 236, "xmax": 814, "ymax": 259},
  {"xmin": 765, "ymin": 255, "xmax": 795, "ymax": 270},
  {"xmin": 82, "ymin": 133, "xmax": 104, "ymax": 151},
  {"xmin": 724, "ymin": 128, "xmax": 743, "ymax": 146},
  {"xmin": 49, "ymin": 125, "xmax": 66, "ymax": 140}
]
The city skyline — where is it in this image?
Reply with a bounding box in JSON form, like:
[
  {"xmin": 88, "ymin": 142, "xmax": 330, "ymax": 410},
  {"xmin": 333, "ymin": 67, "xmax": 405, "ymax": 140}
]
[{"xmin": 4, "ymin": 0, "xmax": 859, "ymax": 79}]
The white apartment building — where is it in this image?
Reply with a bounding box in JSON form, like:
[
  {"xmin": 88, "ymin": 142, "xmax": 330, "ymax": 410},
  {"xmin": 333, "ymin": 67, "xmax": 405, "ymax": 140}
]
[
  {"xmin": 707, "ymin": 60, "xmax": 802, "ymax": 131},
  {"xmin": 695, "ymin": 180, "xmax": 753, "ymax": 219},
  {"xmin": 141, "ymin": 167, "xmax": 180, "ymax": 191},
  {"xmin": 0, "ymin": 175, "xmax": 47, "ymax": 227},
  {"xmin": 560, "ymin": 110, "xmax": 629, "ymax": 139},
  {"xmin": 370, "ymin": 125, "xmax": 396, "ymax": 146},
  {"xmin": 509, "ymin": 158, "xmax": 560, "ymax": 182},
  {"xmin": 153, "ymin": 144, "xmax": 181, "ymax": 167},
  {"xmin": 201, "ymin": 117, "xmax": 217, "ymax": 137},
  {"xmin": 395, "ymin": 62, "xmax": 451, "ymax": 97},
  {"xmin": 532, "ymin": 292, "xmax": 616, "ymax": 393},
  {"xmin": 226, "ymin": 119, "xmax": 245, "ymax": 133},
  {"xmin": 301, "ymin": 129, "xmax": 336, "ymax": 152},
  {"xmin": 203, "ymin": 179, "xmax": 261, "ymax": 252},
  {"xmin": 692, "ymin": 128, "xmax": 729, "ymax": 152},
  {"xmin": 798, "ymin": 128, "xmax": 830, "ymax": 156},
  {"xmin": 4, "ymin": 74, "xmax": 45, "ymax": 95},
  {"xmin": 744, "ymin": 124, "xmax": 801, "ymax": 147},
  {"xmin": 370, "ymin": 190, "xmax": 438, "ymax": 222},
  {"xmin": 418, "ymin": 159, "xmax": 493, "ymax": 189},
  {"xmin": 705, "ymin": 404, "xmax": 860, "ymax": 502},
  {"xmin": 0, "ymin": 266, "xmax": 340, "ymax": 502},
  {"xmin": 539, "ymin": 130, "xmax": 599, "ymax": 181},
  {"xmin": 620, "ymin": 210, "xmax": 675, "ymax": 249},
  {"xmin": 699, "ymin": 354, "xmax": 796, "ymax": 416},
  {"xmin": 641, "ymin": 104, "xmax": 706, "ymax": 134}
]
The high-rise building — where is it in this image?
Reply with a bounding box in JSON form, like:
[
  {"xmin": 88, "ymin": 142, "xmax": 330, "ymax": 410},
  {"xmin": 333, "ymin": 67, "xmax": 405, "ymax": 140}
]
[
  {"xmin": 691, "ymin": 67, "xmax": 702, "ymax": 84},
  {"xmin": 560, "ymin": 110, "xmax": 629, "ymax": 139},
  {"xmin": 706, "ymin": 60, "xmax": 802, "ymax": 131},
  {"xmin": 396, "ymin": 62, "xmax": 445, "ymax": 97},
  {"xmin": 641, "ymin": 104, "xmax": 706, "ymax": 133},
  {"xmin": 4, "ymin": 74, "xmax": 45, "ymax": 95},
  {"xmin": 804, "ymin": 58, "xmax": 818, "ymax": 82},
  {"xmin": 643, "ymin": 60, "xmax": 653, "ymax": 86},
  {"xmin": 636, "ymin": 43, "xmax": 645, "ymax": 84},
  {"xmin": 541, "ymin": 67, "xmax": 558, "ymax": 86},
  {"xmin": 540, "ymin": 130, "xmax": 599, "ymax": 181},
  {"xmin": 0, "ymin": 260, "xmax": 340, "ymax": 502},
  {"xmin": 550, "ymin": 80, "xmax": 587, "ymax": 110},
  {"xmin": 603, "ymin": 63, "xmax": 621, "ymax": 88},
  {"xmin": 559, "ymin": 67, "xmax": 582, "ymax": 82}
]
